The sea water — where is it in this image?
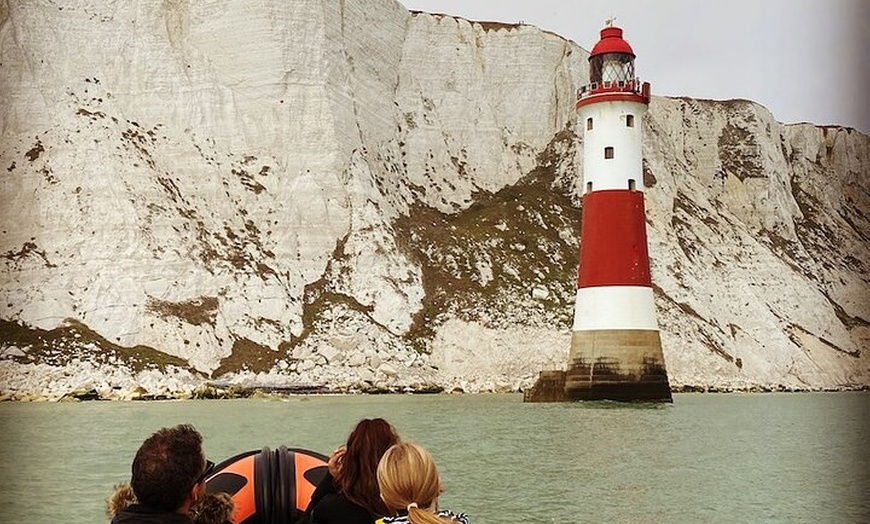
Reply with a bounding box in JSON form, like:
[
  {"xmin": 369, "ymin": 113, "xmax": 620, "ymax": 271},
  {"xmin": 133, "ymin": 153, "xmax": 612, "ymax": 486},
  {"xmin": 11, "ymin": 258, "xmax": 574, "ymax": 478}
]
[{"xmin": 0, "ymin": 392, "xmax": 867, "ymax": 524}]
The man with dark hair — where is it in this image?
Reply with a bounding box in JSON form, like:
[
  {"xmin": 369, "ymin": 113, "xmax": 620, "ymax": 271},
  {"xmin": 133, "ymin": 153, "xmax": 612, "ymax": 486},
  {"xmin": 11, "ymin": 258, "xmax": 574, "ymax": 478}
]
[{"xmin": 112, "ymin": 424, "xmax": 215, "ymax": 524}]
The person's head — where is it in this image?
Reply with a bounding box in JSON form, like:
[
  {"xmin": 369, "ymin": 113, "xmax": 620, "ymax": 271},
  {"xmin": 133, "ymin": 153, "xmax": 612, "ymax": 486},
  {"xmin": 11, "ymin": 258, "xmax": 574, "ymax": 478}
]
[
  {"xmin": 335, "ymin": 418, "xmax": 400, "ymax": 516},
  {"xmin": 377, "ymin": 442, "xmax": 451, "ymax": 524},
  {"xmin": 130, "ymin": 424, "xmax": 210, "ymax": 513}
]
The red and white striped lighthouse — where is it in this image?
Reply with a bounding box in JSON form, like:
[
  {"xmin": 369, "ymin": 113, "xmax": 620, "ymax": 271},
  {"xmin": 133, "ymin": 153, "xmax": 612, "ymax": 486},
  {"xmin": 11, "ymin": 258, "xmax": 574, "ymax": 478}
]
[{"xmin": 566, "ymin": 23, "xmax": 672, "ymax": 402}]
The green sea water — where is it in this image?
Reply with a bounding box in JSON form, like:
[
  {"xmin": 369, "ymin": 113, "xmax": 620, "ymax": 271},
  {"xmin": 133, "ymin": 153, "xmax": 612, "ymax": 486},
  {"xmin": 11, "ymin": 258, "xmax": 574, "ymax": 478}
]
[{"xmin": 0, "ymin": 392, "xmax": 867, "ymax": 523}]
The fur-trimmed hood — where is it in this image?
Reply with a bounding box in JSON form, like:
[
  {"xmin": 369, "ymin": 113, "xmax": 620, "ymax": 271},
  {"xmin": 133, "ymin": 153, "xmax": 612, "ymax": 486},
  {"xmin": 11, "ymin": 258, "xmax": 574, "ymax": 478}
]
[{"xmin": 106, "ymin": 483, "xmax": 234, "ymax": 524}]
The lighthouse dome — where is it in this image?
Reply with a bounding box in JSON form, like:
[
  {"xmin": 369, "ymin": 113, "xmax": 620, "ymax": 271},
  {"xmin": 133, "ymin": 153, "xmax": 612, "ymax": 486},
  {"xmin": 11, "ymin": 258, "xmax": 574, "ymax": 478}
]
[{"xmin": 590, "ymin": 26, "xmax": 635, "ymax": 58}]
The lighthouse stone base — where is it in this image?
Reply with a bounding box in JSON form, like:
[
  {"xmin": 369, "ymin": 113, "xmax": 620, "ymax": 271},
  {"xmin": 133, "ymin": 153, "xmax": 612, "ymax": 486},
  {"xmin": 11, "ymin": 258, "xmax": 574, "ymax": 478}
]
[{"xmin": 524, "ymin": 330, "xmax": 672, "ymax": 403}]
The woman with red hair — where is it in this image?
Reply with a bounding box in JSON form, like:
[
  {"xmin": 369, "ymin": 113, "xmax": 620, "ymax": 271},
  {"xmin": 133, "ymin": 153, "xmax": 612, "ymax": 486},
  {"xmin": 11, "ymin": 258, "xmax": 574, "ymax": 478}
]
[{"xmin": 298, "ymin": 418, "xmax": 401, "ymax": 524}]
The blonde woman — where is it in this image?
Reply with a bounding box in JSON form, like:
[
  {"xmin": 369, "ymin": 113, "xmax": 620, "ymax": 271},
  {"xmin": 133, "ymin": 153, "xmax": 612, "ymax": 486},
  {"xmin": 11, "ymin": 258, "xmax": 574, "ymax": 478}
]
[{"xmin": 375, "ymin": 442, "xmax": 468, "ymax": 524}]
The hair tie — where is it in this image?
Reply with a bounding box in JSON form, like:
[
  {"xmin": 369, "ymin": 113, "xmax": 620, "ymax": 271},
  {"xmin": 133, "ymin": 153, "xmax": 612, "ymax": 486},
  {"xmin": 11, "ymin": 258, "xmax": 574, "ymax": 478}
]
[{"xmin": 407, "ymin": 502, "xmax": 418, "ymax": 512}]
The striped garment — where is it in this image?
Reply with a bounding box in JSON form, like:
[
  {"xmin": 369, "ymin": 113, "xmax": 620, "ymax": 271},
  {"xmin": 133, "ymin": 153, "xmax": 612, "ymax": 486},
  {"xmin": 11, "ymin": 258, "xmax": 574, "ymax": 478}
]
[{"xmin": 375, "ymin": 509, "xmax": 469, "ymax": 524}]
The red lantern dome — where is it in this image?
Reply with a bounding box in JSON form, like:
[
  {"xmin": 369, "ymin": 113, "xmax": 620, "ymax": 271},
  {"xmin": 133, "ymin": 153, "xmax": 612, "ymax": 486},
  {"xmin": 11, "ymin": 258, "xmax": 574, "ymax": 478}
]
[{"xmin": 589, "ymin": 26, "xmax": 635, "ymax": 58}]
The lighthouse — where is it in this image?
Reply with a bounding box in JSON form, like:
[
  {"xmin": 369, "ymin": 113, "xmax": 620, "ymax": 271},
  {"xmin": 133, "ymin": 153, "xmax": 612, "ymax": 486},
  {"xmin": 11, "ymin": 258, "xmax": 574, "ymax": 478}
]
[{"xmin": 525, "ymin": 23, "xmax": 672, "ymax": 403}]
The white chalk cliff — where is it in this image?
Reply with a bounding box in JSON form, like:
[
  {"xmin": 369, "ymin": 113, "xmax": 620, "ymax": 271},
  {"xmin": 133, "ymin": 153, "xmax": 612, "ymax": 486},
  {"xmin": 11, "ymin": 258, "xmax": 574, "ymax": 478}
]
[{"xmin": 0, "ymin": 0, "xmax": 867, "ymax": 399}]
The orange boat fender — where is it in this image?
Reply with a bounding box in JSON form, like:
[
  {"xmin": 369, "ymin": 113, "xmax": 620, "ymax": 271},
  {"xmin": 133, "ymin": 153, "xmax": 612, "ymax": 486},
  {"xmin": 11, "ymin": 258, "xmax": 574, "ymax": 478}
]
[{"xmin": 204, "ymin": 446, "xmax": 328, "ymax": 524}]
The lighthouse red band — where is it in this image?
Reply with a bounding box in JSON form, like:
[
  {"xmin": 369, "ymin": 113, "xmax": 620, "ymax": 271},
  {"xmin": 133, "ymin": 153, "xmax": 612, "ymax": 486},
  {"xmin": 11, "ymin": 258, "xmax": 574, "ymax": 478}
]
[
  {"xmin": 578, "ymin": 190, "xmax": 651, "ymax": 288},
  {"xmin": 565, "ymin": 24, "xmax": 671, "ymax": 402}
]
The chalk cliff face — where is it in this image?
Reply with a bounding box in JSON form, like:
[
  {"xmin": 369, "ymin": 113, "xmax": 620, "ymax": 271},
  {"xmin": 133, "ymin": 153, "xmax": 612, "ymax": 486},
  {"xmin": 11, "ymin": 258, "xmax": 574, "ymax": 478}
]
[{"xmin": 0, "ymin": 0, "xmax": 867, "ymax": 399}]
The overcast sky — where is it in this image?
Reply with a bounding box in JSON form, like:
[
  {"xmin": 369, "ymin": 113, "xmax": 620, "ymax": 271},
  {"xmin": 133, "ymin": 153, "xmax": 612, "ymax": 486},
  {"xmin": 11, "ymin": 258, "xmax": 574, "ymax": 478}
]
[{"xmin": 400, "ymin": 0, "xmax": 869, "ymax": 133}]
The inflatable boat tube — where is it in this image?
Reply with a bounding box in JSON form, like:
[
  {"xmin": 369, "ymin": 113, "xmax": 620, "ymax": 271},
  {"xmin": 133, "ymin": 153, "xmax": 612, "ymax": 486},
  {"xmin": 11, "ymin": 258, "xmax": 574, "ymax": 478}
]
[{"xmin": 204, "ymin": 446, "xmax": 328, "ymax": 524}]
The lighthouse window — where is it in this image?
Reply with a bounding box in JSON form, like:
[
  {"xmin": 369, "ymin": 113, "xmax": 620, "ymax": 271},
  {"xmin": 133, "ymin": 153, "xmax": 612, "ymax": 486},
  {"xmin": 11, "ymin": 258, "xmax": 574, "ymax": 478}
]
[
  {"xmin": 626, "ymin": 114, "xmax": 635, "ymax": 127},
  {"xmin": 604, "ymin": 146, "xmax": 614, "ymax": 159},
  {"xmin": 628, "ymin": 179, "xmax": 636, "ymax": 190},
  {"xmin": 586, "ymin": 117, "xmax": 593, "ymax": 131},
  {"xmin": 586, "ymin": 181, "xmax": 593, "ymax": 193}
]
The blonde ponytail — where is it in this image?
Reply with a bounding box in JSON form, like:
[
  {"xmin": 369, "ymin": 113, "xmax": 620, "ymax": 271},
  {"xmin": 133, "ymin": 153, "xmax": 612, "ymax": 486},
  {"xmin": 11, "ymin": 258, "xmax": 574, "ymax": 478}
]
[
  {"xmin": 407, "ymin": 504, "xmax": 454, "ymax": 524},
  {"xmin": 377, "ymin": 443, "xmax": 456, "ymax": 524}
]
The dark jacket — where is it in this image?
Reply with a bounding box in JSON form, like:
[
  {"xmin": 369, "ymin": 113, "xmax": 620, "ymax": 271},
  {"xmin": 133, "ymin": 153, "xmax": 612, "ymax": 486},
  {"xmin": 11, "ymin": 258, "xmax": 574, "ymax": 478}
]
[
  {"xmin": 297, "ymin": 472, "xmax": 375, "ymax": 524},
  {"xmin": 110, "ymin": 504, "xmax": 196, "ymax": 524},
  {"xmin": 107, "ymin": 483, "xmax": 233, "ymax": 524}
]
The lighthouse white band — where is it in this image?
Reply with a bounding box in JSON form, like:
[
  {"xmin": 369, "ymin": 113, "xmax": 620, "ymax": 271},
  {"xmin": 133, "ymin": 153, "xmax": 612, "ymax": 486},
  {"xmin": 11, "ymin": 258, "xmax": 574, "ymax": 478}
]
[
  {"xmin": 572, "ymin": 286, "xmax": 659, "ymax": 331},
  {"xmin": 577, "ymin": 100, "xmax": 647, "ymax": 192}
]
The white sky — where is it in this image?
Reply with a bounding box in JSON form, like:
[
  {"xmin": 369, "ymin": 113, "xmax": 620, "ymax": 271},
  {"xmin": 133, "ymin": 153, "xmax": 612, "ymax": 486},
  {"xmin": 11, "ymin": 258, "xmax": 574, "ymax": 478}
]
[{"xmin": 400, "ymin": 0, "xmax": 869, "ymax": 133}]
